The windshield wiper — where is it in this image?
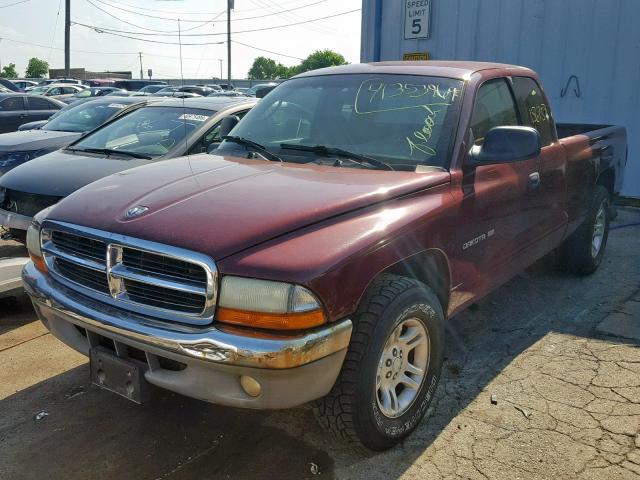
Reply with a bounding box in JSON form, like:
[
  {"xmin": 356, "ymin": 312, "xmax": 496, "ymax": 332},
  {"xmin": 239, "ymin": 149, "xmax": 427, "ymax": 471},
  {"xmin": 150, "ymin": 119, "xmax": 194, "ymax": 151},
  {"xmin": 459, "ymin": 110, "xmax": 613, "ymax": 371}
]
[
  {"xmin": 279, "ymin": 144, "xmax": 394, "ymax": 171},
  {"xmin": 67, "ymin": 147, "xmax": 152, "ymax": 160},
  {"xmin": 223, "ymin": 135, "xmax": 283, "ymax": 162}
]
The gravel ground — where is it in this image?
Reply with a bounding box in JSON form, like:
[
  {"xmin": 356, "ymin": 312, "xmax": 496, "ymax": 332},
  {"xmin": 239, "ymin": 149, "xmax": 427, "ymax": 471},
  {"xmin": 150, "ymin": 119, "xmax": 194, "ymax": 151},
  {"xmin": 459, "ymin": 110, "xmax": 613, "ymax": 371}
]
[{"xmin": 0, "ymin": 208, "xmax": 639, "ymax": 480}]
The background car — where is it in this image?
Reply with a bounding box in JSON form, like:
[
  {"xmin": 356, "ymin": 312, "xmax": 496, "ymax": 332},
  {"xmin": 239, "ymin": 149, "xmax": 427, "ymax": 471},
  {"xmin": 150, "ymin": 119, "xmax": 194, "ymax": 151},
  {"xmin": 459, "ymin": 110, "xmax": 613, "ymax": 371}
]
[
  {"xmin": 61, "ymin": 87, "xmax": 126, "ymax": 104},
  {"xmin": 154, "ymin": 87, "xmax": 202, "ymax": 98},
  {"xmin": 0, "ymin": 96, "xmax": 149, "ymax": 176},
  {"xmin": 112, "ymin": 79, "xmax": 167, "ymax": 91},
  {"xmin": 83, "ymin": 79, "xmax": 116, "ymax": 87},
  {"xmin": 0, "ymin": 93, "xmax": 64, "ymax": 134},
  {"xmin": 0, "ymin": 79, "xmax": 20, "ymax": 92},
  {"xmin": 208, "ymin": 91, "xmax": 252, "ymax": 98},
  {"xmin": 0, "ymin": 96, "xmax": 258, "ymax": 239},
  {"xmin": 136, "ymin": 84, "xmax": 167, "ymax": 96},
  {"xmin": 246, "ymin": 83, "xmax": 279, "ymax": 97},
  {"xmin": 41, "ymin": 84, "xmax": 84, "ymax": 100},
  {"xmin": 217, "ymin": 83, "xmax": 235, "ymax": 91},
  {"xmin": 11, "ymin": 80, "xmax": 38, "ymax": 91}
]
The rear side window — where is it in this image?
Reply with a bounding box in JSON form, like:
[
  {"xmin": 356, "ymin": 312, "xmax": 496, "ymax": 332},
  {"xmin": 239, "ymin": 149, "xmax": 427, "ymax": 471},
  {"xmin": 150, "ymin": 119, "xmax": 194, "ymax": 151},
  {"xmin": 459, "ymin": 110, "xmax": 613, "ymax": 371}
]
[
  {"xmin": 28, "ymin": 97, "xmax": 59, "ymax": 110},
  {"xmin": 0, "ymin": 97, "xmax": 25, "ymax": 111},
  {"xmin": 470, "ymin": 79, "xmax": 519, "ymax": 145},
  {"xmin": 511, "ymin": 76, "xmax": 554, "ymax": 146}
]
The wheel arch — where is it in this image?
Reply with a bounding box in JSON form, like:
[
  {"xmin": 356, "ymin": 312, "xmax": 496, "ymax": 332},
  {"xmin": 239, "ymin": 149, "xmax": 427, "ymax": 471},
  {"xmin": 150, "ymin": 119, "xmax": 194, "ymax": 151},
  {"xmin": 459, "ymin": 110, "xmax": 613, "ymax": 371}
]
[{"xmin": 370, "ymin": 249, "xmax": 452, "ymax": 317}]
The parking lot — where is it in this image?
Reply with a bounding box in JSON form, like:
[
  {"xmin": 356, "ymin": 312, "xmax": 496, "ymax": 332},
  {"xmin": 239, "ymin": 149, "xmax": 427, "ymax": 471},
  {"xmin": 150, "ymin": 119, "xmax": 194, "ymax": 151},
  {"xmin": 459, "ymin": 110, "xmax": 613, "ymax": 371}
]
[{"xmin": 0, "ymin": 207, "xmax": 638, "ymax": 480}]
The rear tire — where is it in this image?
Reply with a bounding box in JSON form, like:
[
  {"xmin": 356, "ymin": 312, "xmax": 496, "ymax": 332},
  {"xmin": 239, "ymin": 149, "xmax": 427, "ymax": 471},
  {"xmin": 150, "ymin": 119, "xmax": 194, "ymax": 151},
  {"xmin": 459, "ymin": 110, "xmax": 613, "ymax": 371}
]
[
  {"xmin": 313, "ymin": 274, "xmax": 444, "ymax": 451},
  {"xmin": 561, "ymin": 185, "xmax": 610, "ymax": 275}
]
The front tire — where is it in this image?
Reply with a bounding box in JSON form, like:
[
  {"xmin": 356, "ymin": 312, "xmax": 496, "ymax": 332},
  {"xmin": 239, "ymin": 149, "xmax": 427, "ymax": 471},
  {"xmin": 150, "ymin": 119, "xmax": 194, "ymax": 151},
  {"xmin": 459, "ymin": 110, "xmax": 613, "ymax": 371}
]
[
  {"xmin": 561, "ymin": 185, "xmax": 610, "ymax": 275},
  {"xmin": 313, "ymin": 274, "xmax": 444, "ymax": 451}
]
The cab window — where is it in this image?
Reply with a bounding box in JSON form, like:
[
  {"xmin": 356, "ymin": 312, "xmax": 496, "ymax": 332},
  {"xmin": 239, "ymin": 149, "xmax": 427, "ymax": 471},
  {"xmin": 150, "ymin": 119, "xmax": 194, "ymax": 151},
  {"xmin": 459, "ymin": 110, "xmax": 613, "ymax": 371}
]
[
  {"xmin": 470, "ymin": 79, "xmax": 519, "ymax": 145},
  {"xmin": 511, "ymin": 76, "xmax": 555, "ymax": 146}
]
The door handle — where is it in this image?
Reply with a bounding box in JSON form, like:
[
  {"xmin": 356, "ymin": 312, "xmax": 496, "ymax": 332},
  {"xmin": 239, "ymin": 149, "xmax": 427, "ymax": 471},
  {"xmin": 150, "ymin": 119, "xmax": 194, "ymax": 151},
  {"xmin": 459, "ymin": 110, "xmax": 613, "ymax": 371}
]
[{"xmin": 528, "ymin": 172, "xmax": 541, "ymax": 190}]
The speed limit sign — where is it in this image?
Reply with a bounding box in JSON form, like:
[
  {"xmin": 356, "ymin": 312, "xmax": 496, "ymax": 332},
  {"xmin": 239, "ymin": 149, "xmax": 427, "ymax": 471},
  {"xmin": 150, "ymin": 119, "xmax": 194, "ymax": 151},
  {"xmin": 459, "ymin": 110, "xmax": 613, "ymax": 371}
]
[{"xmin": 404, "ymin": 0, "xmax": 432, "ymax": 39}]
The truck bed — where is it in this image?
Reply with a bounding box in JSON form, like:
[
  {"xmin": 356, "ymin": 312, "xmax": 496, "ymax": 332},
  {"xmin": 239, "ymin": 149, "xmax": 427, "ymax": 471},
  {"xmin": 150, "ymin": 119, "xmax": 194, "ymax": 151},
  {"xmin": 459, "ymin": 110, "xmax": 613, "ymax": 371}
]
[{"xmin": 557, "ymin": 123, "xmax": 627, "ymax": 197}]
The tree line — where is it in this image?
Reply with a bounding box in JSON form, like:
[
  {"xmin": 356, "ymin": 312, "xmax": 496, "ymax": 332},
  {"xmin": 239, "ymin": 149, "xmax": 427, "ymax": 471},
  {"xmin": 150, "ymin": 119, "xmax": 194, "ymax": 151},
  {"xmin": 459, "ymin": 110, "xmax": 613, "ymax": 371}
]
[
  {"xmin": 248, "ymin": 49, "xmax": 347, "ymax": 80},
  {"xmin": 0, "ymin": 57, "xmax": 50, "ymax": 79}
]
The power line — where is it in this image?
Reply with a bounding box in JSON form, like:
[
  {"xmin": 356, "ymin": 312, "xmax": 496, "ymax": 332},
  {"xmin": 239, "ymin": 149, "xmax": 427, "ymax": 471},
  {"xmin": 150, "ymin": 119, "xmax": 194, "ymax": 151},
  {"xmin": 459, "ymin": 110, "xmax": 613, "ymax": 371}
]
[
  {"xmin": 0, "ymin": 0, "xmax": 30, "ymax": 8},
  {"xmin": 73, "ymin": 9, "xmax": 361, "ymax": 37},
  {"xmin": 72, "ymin": 23, "xmax": 227, "ymax": 45},
  {"xmin": 92, "ymin": 0, "xmax": 314, "ymax": 16},
  {"xmin": 1, "ymin": 36, "xmax": 218, "ymax": 60},
  {"xmin": 91, "ymin": 0, "xmax": 225, "ymax": 23},
  {"xmin": 232, "ymin": 40, "xmax": 302, "ymax": 60},
  {"xmin": 93, "ymin": 0, "xmax": 329, "ymax": 23}
]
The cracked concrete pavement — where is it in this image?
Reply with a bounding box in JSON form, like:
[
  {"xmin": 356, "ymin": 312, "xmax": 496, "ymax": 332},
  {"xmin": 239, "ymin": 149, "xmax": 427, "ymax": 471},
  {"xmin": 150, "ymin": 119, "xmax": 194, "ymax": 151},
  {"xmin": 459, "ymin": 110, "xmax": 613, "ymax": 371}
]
[{"xmin": 1, "ymin": 208, "xmax": 639, "ymax": 480}]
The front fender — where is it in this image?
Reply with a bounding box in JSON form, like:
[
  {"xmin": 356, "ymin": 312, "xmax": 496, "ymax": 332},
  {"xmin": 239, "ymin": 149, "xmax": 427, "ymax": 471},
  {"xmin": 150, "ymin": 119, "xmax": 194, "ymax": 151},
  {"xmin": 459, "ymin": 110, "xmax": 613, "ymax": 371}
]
[{"xmin": 218, "ymin": 183, "xmax": 455, "ymax": 321}]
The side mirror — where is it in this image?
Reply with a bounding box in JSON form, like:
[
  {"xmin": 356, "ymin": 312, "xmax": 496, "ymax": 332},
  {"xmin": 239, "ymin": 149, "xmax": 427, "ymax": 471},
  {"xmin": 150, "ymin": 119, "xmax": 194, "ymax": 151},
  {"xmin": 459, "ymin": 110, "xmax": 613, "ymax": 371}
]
[
  {"xmin": 219, "ymin": 115, "xmax": 240, "ymax": 138},
  {"xmin": 255, "ymin": 86, "xmax": 276, "ymax": 98},
  {"xmin": 468, "ymin": 126, "xmax": 541, "ymax": 166}
]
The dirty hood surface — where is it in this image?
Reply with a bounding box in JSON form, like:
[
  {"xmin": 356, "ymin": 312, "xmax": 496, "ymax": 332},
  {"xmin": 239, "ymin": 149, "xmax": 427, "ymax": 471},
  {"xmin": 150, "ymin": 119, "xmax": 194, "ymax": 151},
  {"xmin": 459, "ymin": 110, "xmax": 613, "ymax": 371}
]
[{"xmin": 49, "ymin": 154, "xmax": 450, "ymax": 260}]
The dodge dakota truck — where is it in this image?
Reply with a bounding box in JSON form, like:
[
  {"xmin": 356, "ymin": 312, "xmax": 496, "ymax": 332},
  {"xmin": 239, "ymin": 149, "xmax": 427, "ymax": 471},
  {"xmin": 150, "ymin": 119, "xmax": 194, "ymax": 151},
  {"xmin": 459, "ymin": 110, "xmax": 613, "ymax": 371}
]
[{"xmin": 22, "ymin": 62, "xmax": 627, "ymax": 450}]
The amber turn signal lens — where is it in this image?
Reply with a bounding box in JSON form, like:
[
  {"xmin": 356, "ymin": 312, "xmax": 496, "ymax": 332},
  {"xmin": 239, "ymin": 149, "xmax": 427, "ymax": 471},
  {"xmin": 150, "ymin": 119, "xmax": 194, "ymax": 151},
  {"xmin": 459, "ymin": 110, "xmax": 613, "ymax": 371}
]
[
  {"xmin": 30, "ymin": 253, "xmax": 47, "ymax": 274},
  {"xmin": 217, "ymin": 307, "xmax": 326, "ymax": 330}
]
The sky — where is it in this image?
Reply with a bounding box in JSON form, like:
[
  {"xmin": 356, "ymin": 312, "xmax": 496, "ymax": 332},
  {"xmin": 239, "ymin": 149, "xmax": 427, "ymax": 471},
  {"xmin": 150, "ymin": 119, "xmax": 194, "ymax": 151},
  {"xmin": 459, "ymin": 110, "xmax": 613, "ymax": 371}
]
[{"xmin": 0, "ymin": 0, "xmax": 362, "ymax": 80}]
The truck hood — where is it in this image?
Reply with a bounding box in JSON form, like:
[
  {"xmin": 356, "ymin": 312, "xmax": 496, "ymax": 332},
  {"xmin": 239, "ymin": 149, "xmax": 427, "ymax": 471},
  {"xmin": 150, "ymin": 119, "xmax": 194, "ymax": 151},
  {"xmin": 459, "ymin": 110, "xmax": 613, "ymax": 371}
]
[
  {"xmin": 0, "ymin": 130, "xmax": 80, "ymax": 152},
  {"xmin": 49, "ymin": 154, "xmax": 450, "ymax": 260},
  {"xmin": 0, "ymin": 148, "xmax": 153, "ymax": 196}
]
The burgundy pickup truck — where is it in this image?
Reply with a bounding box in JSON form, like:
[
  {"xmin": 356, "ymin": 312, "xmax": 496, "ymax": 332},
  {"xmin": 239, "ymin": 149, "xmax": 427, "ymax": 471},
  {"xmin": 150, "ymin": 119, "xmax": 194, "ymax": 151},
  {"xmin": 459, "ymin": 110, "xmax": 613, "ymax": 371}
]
[{"xmin": 22, "ymin": 62, "xmax": 626, "ymax": 450}]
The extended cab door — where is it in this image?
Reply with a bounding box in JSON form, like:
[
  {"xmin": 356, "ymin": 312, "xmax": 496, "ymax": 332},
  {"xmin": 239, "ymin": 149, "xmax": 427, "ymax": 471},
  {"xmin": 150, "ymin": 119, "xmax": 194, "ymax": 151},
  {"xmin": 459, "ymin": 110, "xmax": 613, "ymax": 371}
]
[
  {"xmin": 456, "ymin": 78, "xmax": 544, "ymax": 298},
  {"xmin": 511, "ymin": 76, "xmax": 568, "ymax": 251}
]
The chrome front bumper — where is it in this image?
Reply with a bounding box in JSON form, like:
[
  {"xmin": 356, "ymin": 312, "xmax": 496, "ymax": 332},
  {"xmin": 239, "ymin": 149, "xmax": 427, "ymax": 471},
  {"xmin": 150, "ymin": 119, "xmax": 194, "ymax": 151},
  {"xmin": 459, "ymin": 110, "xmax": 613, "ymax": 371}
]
[
  {"xmin": 23, "ymin": 262, "xmax": 352, "ymax": 408},
  {"xmin": 0, "ymin": 208, "xmax": 32, "ymax": 231}
]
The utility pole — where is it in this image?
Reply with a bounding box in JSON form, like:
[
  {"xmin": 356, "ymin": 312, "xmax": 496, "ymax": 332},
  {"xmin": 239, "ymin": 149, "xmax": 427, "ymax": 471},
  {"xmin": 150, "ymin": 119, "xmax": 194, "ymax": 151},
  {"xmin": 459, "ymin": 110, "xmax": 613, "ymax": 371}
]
[
  {"xmin": 138, "ymin": 52, "xmax": 143, "ymax": 79},
  {"xmin": 217, "ymin": 59, "xmax": 223, "ymax": 80},
  {"xmin": 0, "ymin": 38, "xmax": 3, "ymax": 72},
  {"xmin": 65, "ymin": 0, "xmax": 70, "ymax": 77},
  {"xmin": 227, "ymin": 0, "xmax": 233, "ymax": 84}
]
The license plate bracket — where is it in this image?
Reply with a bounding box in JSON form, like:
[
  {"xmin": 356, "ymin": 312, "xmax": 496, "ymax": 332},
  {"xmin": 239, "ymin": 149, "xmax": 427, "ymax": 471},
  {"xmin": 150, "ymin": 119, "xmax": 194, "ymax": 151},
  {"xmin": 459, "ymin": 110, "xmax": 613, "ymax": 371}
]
[{"xmin": 90, "ymin": 347, "xmax": 151, "ymax": 404}]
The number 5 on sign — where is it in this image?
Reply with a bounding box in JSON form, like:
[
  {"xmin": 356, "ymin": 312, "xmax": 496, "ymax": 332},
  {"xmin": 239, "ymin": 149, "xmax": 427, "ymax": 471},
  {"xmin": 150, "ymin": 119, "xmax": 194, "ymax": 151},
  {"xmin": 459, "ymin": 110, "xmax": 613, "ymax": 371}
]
[{"xmin": 404, "ymin": 0, "xmax": 432, "ymax": 40}]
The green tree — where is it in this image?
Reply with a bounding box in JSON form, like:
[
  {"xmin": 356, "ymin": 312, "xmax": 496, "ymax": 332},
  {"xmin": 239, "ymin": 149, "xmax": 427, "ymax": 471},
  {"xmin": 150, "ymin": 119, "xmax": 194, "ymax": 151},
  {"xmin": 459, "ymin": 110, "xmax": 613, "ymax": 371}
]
[
  {"xmin": 248, "ymin": 56, "xmax": 289, "ymax": 80},
  {"xmin": 297, "ymin": 49, "xmax": 347, "ymax": 74},
  {"xmin": 25, "ymin": 57, "xmax": 49, "ymax": 78},
  {"xmin": 0, "ymin": 63, "xmax": 18, "ymax": 78}
]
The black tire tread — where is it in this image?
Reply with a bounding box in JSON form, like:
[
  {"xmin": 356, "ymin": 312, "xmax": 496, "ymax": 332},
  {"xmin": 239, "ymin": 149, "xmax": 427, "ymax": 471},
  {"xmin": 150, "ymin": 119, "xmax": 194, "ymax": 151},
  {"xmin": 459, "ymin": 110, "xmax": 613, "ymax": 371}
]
[
  {"xmin": 312, "ymin": 273, "xmax": 423, "ymax": 445},
  {"xmin": 562, "ymin": 185, "xmax": 610, "ymax": 276}
]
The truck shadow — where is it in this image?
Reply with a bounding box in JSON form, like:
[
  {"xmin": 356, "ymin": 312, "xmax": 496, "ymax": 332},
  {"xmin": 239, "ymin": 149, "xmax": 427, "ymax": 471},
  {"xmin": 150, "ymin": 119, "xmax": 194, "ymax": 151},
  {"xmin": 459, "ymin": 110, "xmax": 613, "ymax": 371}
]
[{"xmin": 1, "ymin": 219, "xmax": 638, "ymax": 479}]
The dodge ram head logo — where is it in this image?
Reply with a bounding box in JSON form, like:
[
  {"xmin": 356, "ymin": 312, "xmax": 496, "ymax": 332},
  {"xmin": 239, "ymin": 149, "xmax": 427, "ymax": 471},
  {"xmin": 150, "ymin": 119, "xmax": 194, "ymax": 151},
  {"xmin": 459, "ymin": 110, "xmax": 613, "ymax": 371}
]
[{"xmin": 125, "ymin": 205, "xmax": 149, "ymax": 218}]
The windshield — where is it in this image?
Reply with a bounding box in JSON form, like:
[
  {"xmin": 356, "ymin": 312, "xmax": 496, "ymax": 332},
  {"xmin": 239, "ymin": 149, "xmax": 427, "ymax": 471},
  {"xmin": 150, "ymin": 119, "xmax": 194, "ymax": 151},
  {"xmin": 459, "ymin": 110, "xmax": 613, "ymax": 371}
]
[
  {"xmin": 71, "ymin": 106, "xmax": 214, "ymax": 157},
  {"xmin": 30, "ymin": 86, "xmax": 47, "ymax": 94},
  {"xmin": 219, "ymin": 74, "xmax": 464, "ymax": 170},
  {"xmin": 43, "ymin": 101, "xmax": 131, "ymax": 133}
]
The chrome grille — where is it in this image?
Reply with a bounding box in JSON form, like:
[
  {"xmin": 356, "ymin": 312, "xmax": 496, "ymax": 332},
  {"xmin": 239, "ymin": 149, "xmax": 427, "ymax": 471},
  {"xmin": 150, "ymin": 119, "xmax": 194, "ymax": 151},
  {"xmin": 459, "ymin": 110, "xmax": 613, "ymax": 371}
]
[{"xmin": 41, "ymin": 221, "xmax": 217, "ymax": 325}]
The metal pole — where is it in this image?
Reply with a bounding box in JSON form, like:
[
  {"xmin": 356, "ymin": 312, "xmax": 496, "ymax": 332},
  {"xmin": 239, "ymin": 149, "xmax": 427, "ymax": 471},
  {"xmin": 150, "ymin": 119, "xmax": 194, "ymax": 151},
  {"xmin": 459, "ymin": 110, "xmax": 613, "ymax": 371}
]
[
  {"xmin": 227, "ymin": 0, "xmax": 232, "ymax": 84},
  {"xmin": 65, "ymin": 0, "xmax": 70, "ymax": 77},
  {"xmin": 218, "ymin": 59, "xmax": 223, "ymax": 80},
  {"xmin": 138, "ymin": 52, "xmax": 143, "ymax": 79},
  {"xmin": 0, "ymin": 38, "xmax": 3, "ymax": 72}
]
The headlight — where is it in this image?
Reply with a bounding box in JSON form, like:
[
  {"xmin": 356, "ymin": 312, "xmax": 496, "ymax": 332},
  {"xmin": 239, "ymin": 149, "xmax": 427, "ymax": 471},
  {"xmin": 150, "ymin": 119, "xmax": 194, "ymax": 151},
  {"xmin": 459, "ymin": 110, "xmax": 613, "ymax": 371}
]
[
  {"xmin": 0, "ymin": 151, "xmax": 31, "ymax": 168},
  {"xmin": 26, "ymin": 221, "xmax": 47, "ymax": 273},
  {"xmin": 26, "ymin": 206, "xmax": 54, "ymax": 274},
  {"xmin": 217, "ymin": 276, "xmax": 326, "ymax": 330}
]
